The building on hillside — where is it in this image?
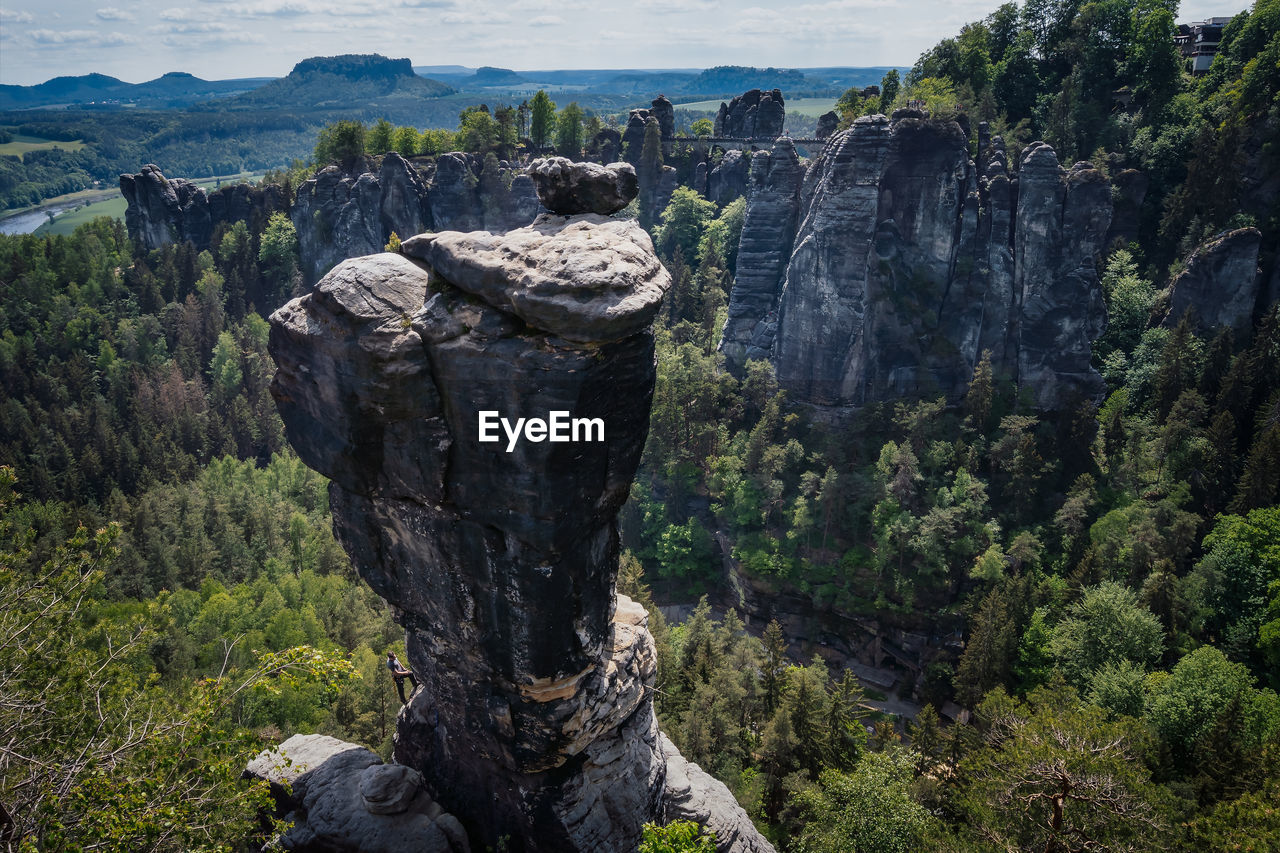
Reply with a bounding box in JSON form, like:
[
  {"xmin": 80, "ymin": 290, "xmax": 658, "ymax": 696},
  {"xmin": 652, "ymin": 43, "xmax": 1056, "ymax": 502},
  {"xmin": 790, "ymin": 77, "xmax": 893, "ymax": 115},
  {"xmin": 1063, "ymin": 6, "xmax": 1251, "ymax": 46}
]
[{"xmin": 1175, "ymin": 17, "xmax": 1232, "ymax": 75}]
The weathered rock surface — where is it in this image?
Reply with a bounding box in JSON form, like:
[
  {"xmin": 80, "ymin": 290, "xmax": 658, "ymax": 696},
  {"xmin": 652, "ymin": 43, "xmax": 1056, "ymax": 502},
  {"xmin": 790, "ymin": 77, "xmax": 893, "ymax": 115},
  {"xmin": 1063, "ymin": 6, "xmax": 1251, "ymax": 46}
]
[
  {"xmin": 291, "ymin": 152, "xmax": 541, "ymax": 284},
  {"xmin": 815, "ymin": 110, "xmax": 839, "ymax": 140},
  {"xmin": 527, "ymin": 158, "xmax": 638, "ymax": 215},
  {"xmin": 401, "ymin": 214, "xmax": 668, "ymax": 343},
  {"xmin": 1164, "ymin": 227, "xmax": 1263, "ymax": 336},
  {"xmin": 622, "ymin": 96, "xmax": 677, "ymax": 164},
  {"xmin": 245, "ymin": 734, "xmax": 469, "ymax": 853},
  {"xmin": 269, "ymin": 195, "xmax": 773, "ymax": 852},
  {"xmin": 708, "ymin": 149, "xmax": 751, "ymax": 206},
  {"xmin": 714, "ymin": 89, "xmax": 785, "ymax": 139},
  {"xmin": 292, "ymin": 165, "xmax": 388, "ymax": 285},
  {"xmin": 120, "ymin": 164, "xmax": 284, "ymax": 251},
  {"xmin": 726, "ymin": 113, "xmax": 1113, "ymax": 411},
  {"xmin": 659, "ymin": 734, "xmax": 774, "ymax": 853},
  {"xmin": 720, "ymin": 139, "xmax": 805, "ymax": 367}
]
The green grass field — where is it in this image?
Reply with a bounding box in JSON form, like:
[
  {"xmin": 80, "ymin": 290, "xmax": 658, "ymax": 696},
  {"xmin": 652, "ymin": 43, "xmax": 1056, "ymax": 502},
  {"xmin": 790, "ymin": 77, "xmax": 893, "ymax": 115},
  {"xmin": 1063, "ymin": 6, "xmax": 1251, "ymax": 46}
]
[
  {"xmin": 672, "ymin": 97, "xmax": 837, "ymax": 119},
  {"xmin": 30, "ymin": 171, "xmax": 268, "ymax": 236},
  {"xmin": 34, "ymin": 197, "xmax": 129, "ymax": 236},
  {"xmin": 0, "ymin": 134, "xmax": 87, "ymax": 160}
]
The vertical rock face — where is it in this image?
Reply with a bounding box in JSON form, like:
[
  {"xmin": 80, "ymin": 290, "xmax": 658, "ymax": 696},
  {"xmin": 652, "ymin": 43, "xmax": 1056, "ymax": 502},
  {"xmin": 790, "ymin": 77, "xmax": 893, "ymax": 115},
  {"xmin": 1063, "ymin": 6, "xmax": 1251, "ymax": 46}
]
[
  {"xmin": 269, "ymin": 166, "xmax": 773, "ymax": 853},
  {"xmin": 725, "ymin": 112, "xmax": 1113, "ymax": 411},
  {"xmin": 120, "ymin": 164, "xmax": 284, "ymax": 251},
  {"xmin": 1164, "ymin": 227, "xmax": 1263, "ymax": 336},
  {"xmin": 1013, "ymin": 148, "xmax": 1110, "ymax": 408},
  {"xmin": 707, "ymin": 149, "xmax": 751, "ymax": 206},
  {"xmin": 622, "ymin": 96, "xmax": 677, "ymax": 164},
  {"xmin": 720, "ymin": 139, "xmax": 805, "ymax": 367},
  {"xmin": 714, "ymin": 89, "xmax": 786, "ymax": 139},
  {"xmin": 291, "ymin": 165, "xmax": 388, "ymax": 285},
  {"xmin": 290, "ymin": 152, "xmax": 542, "ymax": 285}
]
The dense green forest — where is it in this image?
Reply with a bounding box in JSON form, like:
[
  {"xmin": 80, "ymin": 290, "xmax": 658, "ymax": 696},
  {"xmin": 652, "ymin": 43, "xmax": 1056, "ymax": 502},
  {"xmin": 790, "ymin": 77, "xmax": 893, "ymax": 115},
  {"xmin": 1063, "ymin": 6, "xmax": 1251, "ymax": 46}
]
[{"xmin": 1, "ymin": 0, "xmax": 1278, "ymax": 849}]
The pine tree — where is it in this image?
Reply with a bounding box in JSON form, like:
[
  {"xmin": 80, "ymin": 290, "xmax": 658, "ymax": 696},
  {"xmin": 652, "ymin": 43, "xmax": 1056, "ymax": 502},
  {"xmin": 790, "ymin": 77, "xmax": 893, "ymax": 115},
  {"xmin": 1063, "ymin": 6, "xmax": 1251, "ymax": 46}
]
[
  {"xmin": 964, "ymin": 349, "xmax": 994, "ymax": 430},
  {"xmin": 529, "ymin": 90, "xmax": 556, "ymax": 149},
  {"xmin": 762, "ymin": 619, "xmax": 788, "ymax": 715}
]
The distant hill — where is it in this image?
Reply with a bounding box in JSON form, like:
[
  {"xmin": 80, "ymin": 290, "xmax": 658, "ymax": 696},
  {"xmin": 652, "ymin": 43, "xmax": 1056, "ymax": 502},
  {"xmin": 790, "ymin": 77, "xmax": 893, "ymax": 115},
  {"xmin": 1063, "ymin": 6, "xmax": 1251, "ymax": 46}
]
[
  {"xmin": 682, "ymin": 66, "xmax": 817, "ymax": 94},
  {"xmin": 0, "ymin": 72, "xmax": 271, "ymax": 110},
  {"xmin": 470, "ymin": 67, "xmax": 527, "ymax": 86},
  {"xmin": 223, "ymin": 55, "xmax": 453, "ymax": 111}
]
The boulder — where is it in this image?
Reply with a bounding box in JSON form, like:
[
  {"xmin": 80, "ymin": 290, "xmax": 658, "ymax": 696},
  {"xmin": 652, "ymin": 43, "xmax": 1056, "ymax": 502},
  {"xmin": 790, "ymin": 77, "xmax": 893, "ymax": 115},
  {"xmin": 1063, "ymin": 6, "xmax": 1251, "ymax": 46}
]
[
  {"xmin": 245, "ymin": 734, "xmax": 469, "ymax": 853},
  {"xmin": 401, "ymin": 213, "xmax": 668, "ymax": 343},
  {"xmin": 526, "ymin": 158, "xmax": 638, "ymax": 215}
]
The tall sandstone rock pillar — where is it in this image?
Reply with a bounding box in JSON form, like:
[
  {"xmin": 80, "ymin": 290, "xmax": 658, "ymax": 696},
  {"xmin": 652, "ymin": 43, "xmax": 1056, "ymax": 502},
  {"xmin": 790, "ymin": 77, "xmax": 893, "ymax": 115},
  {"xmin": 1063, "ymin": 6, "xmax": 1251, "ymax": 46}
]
[{"xmin": 269, "ymin": 159, "xmax": 773, "ymax": 853}]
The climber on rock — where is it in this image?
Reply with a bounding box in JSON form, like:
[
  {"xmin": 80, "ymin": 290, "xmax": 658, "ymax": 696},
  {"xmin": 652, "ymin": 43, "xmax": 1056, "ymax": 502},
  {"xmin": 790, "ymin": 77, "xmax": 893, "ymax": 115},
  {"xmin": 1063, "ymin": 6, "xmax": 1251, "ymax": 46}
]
[{"xmin": 386, "ymin": 651, "xmax": 418, "ymax": 705}]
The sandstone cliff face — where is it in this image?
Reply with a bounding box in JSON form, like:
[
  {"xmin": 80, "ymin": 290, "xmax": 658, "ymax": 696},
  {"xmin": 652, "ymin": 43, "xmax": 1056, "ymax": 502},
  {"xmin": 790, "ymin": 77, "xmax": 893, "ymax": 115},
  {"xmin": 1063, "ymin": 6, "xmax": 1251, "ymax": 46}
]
[
  {"xmin": 123, "ymin": 155, "xmax": 541, "ymax": 285},
  {"xmin": 1164, "ymin": 227, "xmax": 1263, "ymax": 336},
  {"xmin": 714, "ymin": 89, "xmax": 785, "ymax": 139},
  {"xmin": 708, "ymin": 149, "xmax": 751, "ymax": 207},
  {"xmin": 268, "ymin": 164, "xmax": 772, "ymax": 853},
  {"xmin": 724, "ymin": 112, "xmax": 1114, "ymax": 411},
  {"xmin": 720, "ymin": 139, "xmax": 805, "ymax": 366},
  {"xmin": 291, "ymin": 152, "xmax": 541, "ymax": 285},
  {"xmin": 120, "ymin": 164, "xmax": 284, "ymax": 251}
]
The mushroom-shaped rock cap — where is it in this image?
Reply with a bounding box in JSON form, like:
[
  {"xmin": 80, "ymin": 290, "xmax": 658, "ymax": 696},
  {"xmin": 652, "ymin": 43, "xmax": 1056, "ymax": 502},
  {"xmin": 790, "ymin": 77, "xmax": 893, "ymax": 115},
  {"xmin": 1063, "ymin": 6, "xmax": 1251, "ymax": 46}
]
[
  {"xmin": 401, "ymin": 213, "xmax": 669, "ymax": 343},
  {"xmin": 526, "ymin": 157, "xmax": 638, "ymax": 215}
]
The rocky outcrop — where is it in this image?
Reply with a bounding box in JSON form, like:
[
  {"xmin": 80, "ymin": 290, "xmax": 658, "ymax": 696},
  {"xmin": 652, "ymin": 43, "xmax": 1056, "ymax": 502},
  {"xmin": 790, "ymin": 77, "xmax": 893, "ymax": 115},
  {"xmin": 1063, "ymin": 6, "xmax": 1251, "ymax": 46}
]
[
  {"xmin": 268, "ymin": 173, "xmax": 772, "ymax": 853},
  {"xmin": 815, "ymin": 111, "xmax": 839, "ymax": 140},
  {"xmin": 1164, "ymin": 227, "xmax": 1263, "ymax": 336},
  {"xmin": 707, "ymin": 149, "xmax": 751, "ymax": 206},
  {"xmin": 714, "ymin": 89, "xmax": 785, "ymax": 140},
  {"xmin": 291, "ymin": 165, "xmax": 388, "ymax": 285},
  {"xmin": 720, "ymin": 139, "xmax": 805, "ymax": 366},
  {"xmin": 245, "ymin": 734, "xmax": 469, "ymax": 853},
  {"xmin": 122, "ymin": 155, "xmax": 539, "ymax": 283},
  {"xmin": 291, "ymin": 152, "xmax": 540, "ymax": 284},
  {"xmin": 527, "ymin": 158, "xmax": 637, "ymax": 215},
  {"xmin": 659, "ymin": 735, "xmax": 774, "ymax": 853},
  {"xmin": 622, "ymin": 96, "xmax": 677, "ymax": 164},
  {"xmin": 726, "ymin": 113, "xmax": 1112, "ymax": 411},
  {"xmin": 120, "ymin": 164, "xmax": 284, "ymax": 251},
  {"xmin": 1012, "ymin": 147, "xmax": 1110, "ymax": 409}
]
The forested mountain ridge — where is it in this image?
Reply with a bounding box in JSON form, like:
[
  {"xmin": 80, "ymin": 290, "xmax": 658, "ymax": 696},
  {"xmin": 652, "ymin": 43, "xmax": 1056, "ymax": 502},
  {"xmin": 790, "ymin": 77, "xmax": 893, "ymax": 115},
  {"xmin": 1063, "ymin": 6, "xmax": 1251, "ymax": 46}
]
[{"xmin": 0, "ymin": 71, "xmax": 275, "ymax": 111}]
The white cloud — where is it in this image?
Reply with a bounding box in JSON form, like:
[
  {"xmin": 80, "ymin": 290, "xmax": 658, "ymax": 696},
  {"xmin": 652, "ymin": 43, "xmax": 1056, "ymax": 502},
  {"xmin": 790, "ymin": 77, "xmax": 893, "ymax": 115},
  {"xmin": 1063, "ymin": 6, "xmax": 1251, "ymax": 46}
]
[
  {"xmin": 441, "ymin": 9, "xmax": 510, "ymax": 24},
  {"xmin": 158, "ymin": 7, "xmax": 198, "ymax": 20},
  {"xmin": 30, "ymin": 29, "xmax": 134, "ymax": 44},
  {"xmin": 96, "ymin": 7, "xmax": 135, "ymax": 20},
  {"xmin": 1, "ymin": 9, "xmax": 34, "ymax": 22},
  {"xmin": 528, "ymin": 14, "xmax": 564, "ymax": 26},
  {"xmin": 152, "ymin": 20, "xmax": 237, "ymax": 33},
  {"xmin": 398, "ymin": 0, "xmax": 454, "ymax": 7}
]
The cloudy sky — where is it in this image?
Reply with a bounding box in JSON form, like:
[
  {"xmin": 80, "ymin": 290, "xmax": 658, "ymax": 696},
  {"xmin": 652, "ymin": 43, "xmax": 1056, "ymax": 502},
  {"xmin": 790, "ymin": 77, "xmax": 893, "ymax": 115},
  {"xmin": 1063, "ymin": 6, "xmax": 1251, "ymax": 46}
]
[{"xmin": 0, "ymin": 0, "xmax": 1252, "ymax": 86}]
